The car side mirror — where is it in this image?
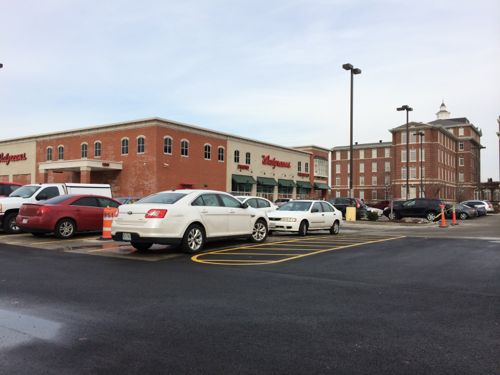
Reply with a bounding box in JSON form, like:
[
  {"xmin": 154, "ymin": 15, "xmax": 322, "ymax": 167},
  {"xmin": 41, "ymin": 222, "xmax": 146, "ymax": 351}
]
[
  {"xmin": 241, "ymin": 202, "xmax": 249, "ymax": 209},
  {"xmin": 311, "ymin": 208, "xmax": 319, "ymax": 213}
]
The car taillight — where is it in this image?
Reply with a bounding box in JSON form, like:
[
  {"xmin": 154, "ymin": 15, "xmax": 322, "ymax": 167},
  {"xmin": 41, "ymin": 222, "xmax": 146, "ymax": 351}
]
[{"xmin": 145, "ymin": 209, "xmax": 168, "ymax": 218}]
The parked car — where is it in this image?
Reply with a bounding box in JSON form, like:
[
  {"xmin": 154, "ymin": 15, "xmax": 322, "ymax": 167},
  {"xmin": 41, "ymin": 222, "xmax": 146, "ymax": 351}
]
[
  {"xmin": 461, "ymin": 200, "xmax": 494, "ymax": 214},
  {"xmin": 444, "ymin": 203, "xmax": 478, "ymax": 220},
  {"xmin": 16, "ymin": 194, "xmax": 121, "ymax": 239},
  {"xmin": 274, "ymin": 198, "xmax": 291, "ymax": 207},
  {"xmin": 328, "ymin": 197, "xmax": 367, "ymax": 219},
  {"xmin": 369, "ymin": 200, "xmax": 391, "ymax": 210},
  {"xmin": 267, "ymin": 200, "xmax": 342, "ymax": 236},
  {"xmin": 115, "ymin": 197, "xmax": 142, "ymax": 205},
  {"xmin": 111, "ymin": 190, "xmax": 269, "ymax": 253},
  {"xmin": 235, "ymin": 196, "xmax": 278, "ymax": 214},
  {"xmin": 366, "ymin": 206, "xmax": 383, "ymax": 216},
  {"xmin": 383, "ymin": 198, "xmax": 444, "ymax": 221},
  {"xmin": 0, "ymin": 182, "xmax": 21, "ymax": 197}
]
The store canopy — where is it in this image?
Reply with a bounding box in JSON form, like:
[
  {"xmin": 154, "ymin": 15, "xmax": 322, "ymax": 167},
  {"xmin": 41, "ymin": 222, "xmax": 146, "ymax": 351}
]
[
  {"xmin": 278, "ymin": 179, "xmax": 295, "ymax": 187},
  {"xmin": 314, "ymin": 182, "xmax": 330, "ymax": 190},
  {"xmin": 295, "ymin": 181, "xmax": 312, "ymax": 189},
  {"xmin": 232, "ymin": 174, "xmax": 256, "ymax": 184},
  {"xmin": 257, "ymin": 177, "xmax": 277, "ymax": 186}
]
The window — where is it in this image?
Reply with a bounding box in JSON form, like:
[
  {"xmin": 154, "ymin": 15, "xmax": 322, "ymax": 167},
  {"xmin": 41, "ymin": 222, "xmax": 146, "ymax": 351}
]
[
  {"xmin": 410, "ymin": 149, "xmax": 416, "ymax": 162},
  {"xmin": 372, "ymin": 149, "xmax": 377, "ymax": 158},
  {"xmin": 385, "ymin": 148, "xmax": 390, "ymax": 158},
  {"xmin": 312, "ymin": 202, "xmax": 323, "ymax": 212},
  {"xmin": 204, "ymin": 144, "xmax": 211, "ymax": 160},
  {"xmin": 314, "ymin": 158, "xmax": 328, "ymax": 177},
  {"xmin": 401, "ymin": 132, "xmax": 406, "ymax": 144},
  {"xmin": 459, "ymin": 127, "xmax": 464, "ymax": 136},
  {"xmin": 137, "ymin": 136, "xmax": 145, "ymax": 153},
  {"xmin": 81, "ymin": 143, "xmax": 88, "ymax": 159},
  {"xmin": 234, "ymin": 150, "xmax": 240, "ymax": 163},
  {"xmin": 257, "ymin": 199, "xmax": 271, "ymax": 208},
  {"xmin": 71, "ymin": 197, "xmax": 99, "ymax": 207},
  {"xmin": 372, "ymin": 176, "xmax": 377, "ymax": 185},
  {"xmin": 385, "ymin": 161, "xmax": 391, "ymax": 172},
  {"xmin": 459, "ymin": 172, "xmax": 464, "ymax": 182},
  {"xmin": 192, "ymin": 194, "xmax": 220, "ymax": 207},
  {"xmin": 359, "ymin": 176, "xmax": 365, "ymax": 186},
  {"xmin": 305, "ymin": 162, "xmax": 309, "ymax": 173},
  {"xmin": 359, "ymin": 163, "xmax": 364, "ymax": 173},
  {"xmin": 121, "ymin": 138, "xmax": 129, "ymax": 155},
  {"xmin": 335, "ymin": 177, "xmax": 340, "ymax": 186},
  {"xmin": 57, "ymin": 146, "xmax": 64, "ymax": 160},
  {"xmin": 336, "ymin": 191, "xmax": 341, "ymax": 198},
  {"xmin": 401, "ymin": 167, "xmax": 407, "ymax": 179},
  {"xmin": 371, "ymin": 190, "xmax": 377, "ymax": 200},
  {"xmin": 419, "ymin": 149, "xmax": 425, "ymax": 161},
  {"xmin": 401, "ymin": 150, "xmax": 406, "ymax": 162},
  {"xmin": 46, "ymin": 147, "xmax": 53, "ymax": 161},
  {"xmin": 359, "ymin": 150, "xmax": 364, "ymax": 159},
  {"xmin": 335, "ymin": 164, "xmax": 340, "ymax": 173},
  {"xmin": 421, "ymin": 167, "xmax": 425, "ymax": 178},
  {"xmin": 298, "ymin": 161, "xmax": 302, "ymax": 172},
  {"xmin": 245, "ymin": 152, "xmax": 251, "ymax": 164},
  {"xmin": 181, "ymin": 140, "xmax": 189, "ymax": 157},
  {"xmin": 36, "ymin": 186, "xmax": 60, "ymax": 200},
  {"xmin": 385, "ymin": 175, "xmax": 391, "ymax": 185},
  {"xmin": 218, "ymin": 147, "xmax": 224, "ymax": 162},
  {"xmin": 410, "ymin": 167, "xmax": 416, "ymax": 179},
  {"xmin": 372, "ymin": 162, "xmax": 377, "ymax": 173},
  {"xmin": 335, "ymin": 151, "xmax": 341, "ymax": 160},
  {"xmin": 459, "ymin": 157, "xmax": 464, "ymax": 166},
  {"xmin": 219, "ymin": 194, "xmax": 242, "ymax": 208},
  {"xmin": 163, "ymin": 137, "xmax": 172, "ymax": 154},
  {"xmin": 94, "ymin": 141, "xmax": 102, "ymax": 157},
  {"xmin": 359, "ymin": 190, "xmax": 364, "ymax": 200},
  {"xmin": 409, "ymin": 132, "xmax": 417, "ymax": 144},
  {"xmin": 97, "ymin": 197, "xmax": 120, "ymax": 208},
  {"xmin": 459, "ymin": 142, "xmax": 464, "ymax": 151}
]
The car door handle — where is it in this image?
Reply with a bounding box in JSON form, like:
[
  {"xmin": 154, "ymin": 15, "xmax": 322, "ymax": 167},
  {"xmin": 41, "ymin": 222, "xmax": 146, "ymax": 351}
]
[
  {"xmin": 229, "ymin": 210, "xmax": 236, "ymax": 213},
  {"xmin": 201, "ymin": 209, "xmax": 209, "ymax": 214}
]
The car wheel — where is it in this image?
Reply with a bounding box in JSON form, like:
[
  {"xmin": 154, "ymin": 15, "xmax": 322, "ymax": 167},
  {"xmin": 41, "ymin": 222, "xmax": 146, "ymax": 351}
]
[
  {"xmin": 251, "ymin": 219, "xmax": 268, "ymax": 243},
  {"xmin": 182, "ymin": 224, "xmax": 205, "ymax": 254},
  {"xmin": 3, "ymin": 212, "xmax": 21, "ymax": 234},
  {"xmin": 459, "ymin": 212, "xmax": 468, "ymax": 220},
  {"xmin": 426, "ymin": 211, "xmax": 437, "ymax": 222},
  {"xmin": 55, "ymin": 219, "xmax": 76, "ymax": 239},
  {"xmin": 298, "ymin": 220, "xmax": 308, "ymax": 236},
  {"xmin": 330, "ymin": 220, "xmax": 340, "ymax": 235},
  {"xmin": 388, "ymin": 212, "xmax": 398, "ymax": 220},
  {"xmin": 131, "ymin": 242, "xmax": 153, "ymax": 252}
]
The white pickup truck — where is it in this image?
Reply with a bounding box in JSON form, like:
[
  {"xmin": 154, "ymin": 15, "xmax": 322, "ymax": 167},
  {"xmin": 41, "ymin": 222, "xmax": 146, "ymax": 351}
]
[{"xmin": 0, "ymin": 183, "xmax": 112, "ymax": 234}]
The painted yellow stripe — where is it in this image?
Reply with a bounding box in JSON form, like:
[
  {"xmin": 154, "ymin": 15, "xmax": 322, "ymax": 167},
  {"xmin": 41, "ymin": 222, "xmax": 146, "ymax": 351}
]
[
  {"xmin": 192, "ymin": 236, "xmax": 405, "ymax": 266},
  {"xmin": 206, "ymin": 252, "xmax": 302, "ymax": 256}
]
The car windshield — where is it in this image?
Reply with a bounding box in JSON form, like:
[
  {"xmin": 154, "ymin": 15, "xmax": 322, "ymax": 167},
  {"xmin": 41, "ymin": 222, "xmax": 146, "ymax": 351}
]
[
  {"xmin": 9, "ymin": 185, "xmax": 40, "ymax": 198},
  {"xmin": 278, "ymin": 201, "xmax": 312, "ymax": 211},
  {"xmin": 137, "ymin": 192, "xmax": 186, "ymax": 204},
  {"xmin": 44, "ymin": 195, "xmax": 73, "ymax": 205}
]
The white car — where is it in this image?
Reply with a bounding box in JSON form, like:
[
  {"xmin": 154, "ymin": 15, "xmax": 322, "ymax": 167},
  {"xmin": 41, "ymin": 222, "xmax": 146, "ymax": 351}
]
[
  {"xmin": 235, "ymin": 196, "xmax": 278, "ymax": 214},
  {"xmin": 111, "ymin": 190, "xmax": 269, "ymax": 253},
  {"xmin": 366, "ymin": 206, "xmax": 383, "ymax": 216},
  {"xmin": 267, "ymin": 200, "xmax": 342, "ymax": 236}
]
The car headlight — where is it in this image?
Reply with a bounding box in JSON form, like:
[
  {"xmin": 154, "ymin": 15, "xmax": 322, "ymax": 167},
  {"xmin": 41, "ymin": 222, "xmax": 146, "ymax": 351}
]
[{"xmin": 281, "ymin": 217, "xmax": 297, "ymax": 222}]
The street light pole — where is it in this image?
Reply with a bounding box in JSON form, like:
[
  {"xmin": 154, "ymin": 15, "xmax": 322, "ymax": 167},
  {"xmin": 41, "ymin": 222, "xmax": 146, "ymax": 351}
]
[
  {"xmin": 414, "ymin": 131, "xmax": 424, "ymax": 197},
  {"xmin": 397, "ymin": 105, "xmax": 413, "ymax": 200},
  {"xmin": 343, "ymin": 63, "xmax": 361, "ymax": 198}
]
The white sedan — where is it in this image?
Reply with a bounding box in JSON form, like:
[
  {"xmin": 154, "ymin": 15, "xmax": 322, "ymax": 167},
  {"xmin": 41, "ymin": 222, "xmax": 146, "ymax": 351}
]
[
  {"xmin": 111, "ymin": 190, "xmax": 269, "ymax": 253},
  {"xmin": 235, "ymin": 196, "xmax": 278, "ymax": 214},
  {"xmin": 267, "ymin": 200, "xmax": 342, "ymax": 236}
]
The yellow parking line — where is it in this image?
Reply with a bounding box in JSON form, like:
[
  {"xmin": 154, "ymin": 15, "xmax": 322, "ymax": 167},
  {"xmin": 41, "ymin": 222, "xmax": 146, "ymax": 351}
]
[
  {"xmin": 192, "ymin": 236, "xmax": 405, "ymax": 265},
  {"xmin": 209, "ymin": 252, "xmax": 302, "ymax": 256},
  {"xmin": 29, "ymin": 238, "xmax": 89, "ymax": 245}
]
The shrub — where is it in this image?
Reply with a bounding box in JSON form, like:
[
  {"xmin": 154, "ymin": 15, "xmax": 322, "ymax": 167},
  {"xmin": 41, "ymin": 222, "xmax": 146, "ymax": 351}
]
[{"xmin": 367, "ymin": 211, "xmax": 379, "ymax": 221}]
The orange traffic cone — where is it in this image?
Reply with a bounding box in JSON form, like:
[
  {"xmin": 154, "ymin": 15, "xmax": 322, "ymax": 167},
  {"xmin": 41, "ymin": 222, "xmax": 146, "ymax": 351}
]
[
  {"xmin": 101, "ymin": 207, "xmax": 118, "ymax": 240},
  {"xmin": 439, "ymin": 204, "xmax": 448, "ymax": 228}
]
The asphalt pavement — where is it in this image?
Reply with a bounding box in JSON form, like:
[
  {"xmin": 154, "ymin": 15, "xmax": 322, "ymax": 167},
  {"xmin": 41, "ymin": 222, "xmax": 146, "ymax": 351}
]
[{"xmin": 1, "ymin": 231, "xmax": 499, "ymax": 374}]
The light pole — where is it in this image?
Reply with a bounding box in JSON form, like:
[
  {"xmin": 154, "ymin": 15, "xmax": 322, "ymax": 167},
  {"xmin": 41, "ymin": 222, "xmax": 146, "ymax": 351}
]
[
  {"xmin": 414, "ymin": 131, "xmax": 424, "ymax": 197},
  {"xmin": 343, "ymin": 63, "xmax": 361, "ymax": 197},
  {"xmin": 397, "ymin": 105, "xmax": 413, "ymax": 199}
]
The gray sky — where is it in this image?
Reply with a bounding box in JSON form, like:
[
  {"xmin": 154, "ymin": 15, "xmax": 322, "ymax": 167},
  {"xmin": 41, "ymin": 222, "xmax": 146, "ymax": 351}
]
[{"xmin": 1, "ymin": 0, "xmax": 499, "ymax": 179}]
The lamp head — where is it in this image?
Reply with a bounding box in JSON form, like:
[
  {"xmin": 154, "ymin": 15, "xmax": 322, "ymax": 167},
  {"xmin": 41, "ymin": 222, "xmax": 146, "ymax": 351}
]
[
  {"xmin": 353, "ymin": 68, "xmax": 362, "ymax": 75},
  {"xmin": 342, "ymin": 63, "xmax": 353, "ymax": 71},
  {"xmin": 397, "ymin": 105, "xmax": 413, "ymax": 111}
]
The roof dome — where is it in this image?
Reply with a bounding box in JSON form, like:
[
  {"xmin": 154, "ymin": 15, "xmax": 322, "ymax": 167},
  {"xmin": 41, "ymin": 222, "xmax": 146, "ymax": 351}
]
[{"xmin": 436, "ymin": 101, "xmax": 450, "ymax": 120}]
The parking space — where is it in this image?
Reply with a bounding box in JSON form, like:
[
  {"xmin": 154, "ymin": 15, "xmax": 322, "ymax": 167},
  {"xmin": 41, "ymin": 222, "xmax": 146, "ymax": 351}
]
[{"xmin": 192, "ymin": 234, "xmax": 404, "ymax": 266}]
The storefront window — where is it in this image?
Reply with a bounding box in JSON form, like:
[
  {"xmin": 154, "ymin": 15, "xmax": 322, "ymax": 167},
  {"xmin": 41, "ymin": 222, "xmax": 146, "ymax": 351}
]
[
  {"xmin": 257, "ymin": 184, "xmax": 274, "ymax": 201},
  {"xmin": 218, "ymin": 147, "xmax": 224, "ymax": 162},
  {"xmin": 232, "ymin": 181, "xmax": 251, "ymax": 195},
  {"xmin": 296, "ymin": 187, "xmax": 310, "ymax": 199},
  {"xmin": 121, "ymin": 138, "xmax": 129, "ymax": 155},
  {"xmin": 94, "ymin": 141, "xmax": 102, "ymax": 157}
]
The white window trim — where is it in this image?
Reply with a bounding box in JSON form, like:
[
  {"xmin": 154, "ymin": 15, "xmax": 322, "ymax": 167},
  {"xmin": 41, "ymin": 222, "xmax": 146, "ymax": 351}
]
[
  {"xmin": 136, "ymin": 135, "xmax": 146, "ymax": 154},
  {"xmin": 163, "ymin": 136, "xmax": 173, "ymax": 155},
  {"xmin": 204, "ymin": 143, "xmax": 212, "ymax": 160},
  {"xmin": 94, "ymin": 140, "xmax": 102, "ymax": 158},
  {"xmin": 46, "ymin": 146, "xmax": 53, "ymax": 161},
  {"xmin": 57, "ymin": 145, "xmax": 64, "ymax": 160},
  {"xmin": 180, "ymin": 139, "xmax": 190, "ymax": 158},
  {"xmin": 121, "ymin": 137, "xmax": 129, "ymax": 155},
  {"xmin": 217, "ymin": 146, "xmax": 225, "ymax": 162},
  {"xmin": 80, "ymin": 142, "xmax": 88, "ymax": 159}
]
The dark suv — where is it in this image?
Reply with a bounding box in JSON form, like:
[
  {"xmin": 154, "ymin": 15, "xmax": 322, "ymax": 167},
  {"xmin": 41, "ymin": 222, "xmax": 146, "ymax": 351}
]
[
  {"xmin": 383, "ymin": 198, "xmax": 444, "ymax": 221},
  {"xmin": 0, "ymin": 182, "xmax": 21, "ymax": 197},
  {"xmin": 328, "ymin": 197, "xmax": 367, "ymax": 219}
]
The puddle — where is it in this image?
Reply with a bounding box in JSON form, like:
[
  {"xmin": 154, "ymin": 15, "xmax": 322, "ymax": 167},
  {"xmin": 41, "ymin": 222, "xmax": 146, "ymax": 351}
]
[{"xmin": 0, "ymin": 308, "xmax": 62, "ymax": 349}]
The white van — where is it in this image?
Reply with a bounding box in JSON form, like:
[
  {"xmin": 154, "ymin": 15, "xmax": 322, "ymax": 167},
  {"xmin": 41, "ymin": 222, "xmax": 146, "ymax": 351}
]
[{"xmin": 0, "ymin": 183, "xmax": 112, "ymax": 233}]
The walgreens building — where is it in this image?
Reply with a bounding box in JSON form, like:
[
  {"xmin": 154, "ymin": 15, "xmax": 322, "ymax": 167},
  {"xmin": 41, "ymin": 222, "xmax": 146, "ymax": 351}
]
[{"xmin": 0, "ymin": 117, "xmax": 332, "ymax": 200}]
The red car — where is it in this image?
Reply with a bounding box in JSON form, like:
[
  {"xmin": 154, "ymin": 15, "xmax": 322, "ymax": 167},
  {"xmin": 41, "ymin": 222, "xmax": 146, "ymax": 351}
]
[
  {"xmin": 16, "ymin": 194, "xmax": 121, "ymax": 239},
  {"xmin": 0, "ymin": 182, "xmax": 22, "ymax": 197}
]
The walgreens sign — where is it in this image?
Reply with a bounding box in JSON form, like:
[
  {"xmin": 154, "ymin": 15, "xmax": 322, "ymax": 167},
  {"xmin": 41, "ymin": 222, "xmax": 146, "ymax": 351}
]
[
  {"xmin": 0, "ymin": 152, "xmax": 28, "ymax": 165},
  {"xmin": 261, "ymin": 155, "xmax": 291, "ymax": 169}
]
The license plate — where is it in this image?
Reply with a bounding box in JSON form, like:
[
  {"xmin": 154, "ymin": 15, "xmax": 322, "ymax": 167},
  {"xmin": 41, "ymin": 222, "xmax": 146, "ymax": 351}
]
[
  {"xmin": 22, "ymin": 218, "xmax": 28, "ymax": 224},
  {"xmin": 122, "ymin": 233, "xmax": 131, "ymax": 241}
]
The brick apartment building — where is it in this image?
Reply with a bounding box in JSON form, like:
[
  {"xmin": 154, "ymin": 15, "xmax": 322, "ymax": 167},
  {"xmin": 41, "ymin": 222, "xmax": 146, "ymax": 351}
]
[{"xmin": 332, "ymin": 103, "xmax": 484, "ymax": 202}]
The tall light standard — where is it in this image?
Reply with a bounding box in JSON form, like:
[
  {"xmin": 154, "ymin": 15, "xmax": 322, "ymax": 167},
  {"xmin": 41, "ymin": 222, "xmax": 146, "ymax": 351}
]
[
  {"xmin": 414, "ymin": 130, "xmax": 424, "ymax": 197},
  {"xmin": 397, "ymin": 105, "xmax": 413, "ymax": 199},
  {"xmin": 343, "ymin": 63, "xmax": 361, "ymax": 197}
]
